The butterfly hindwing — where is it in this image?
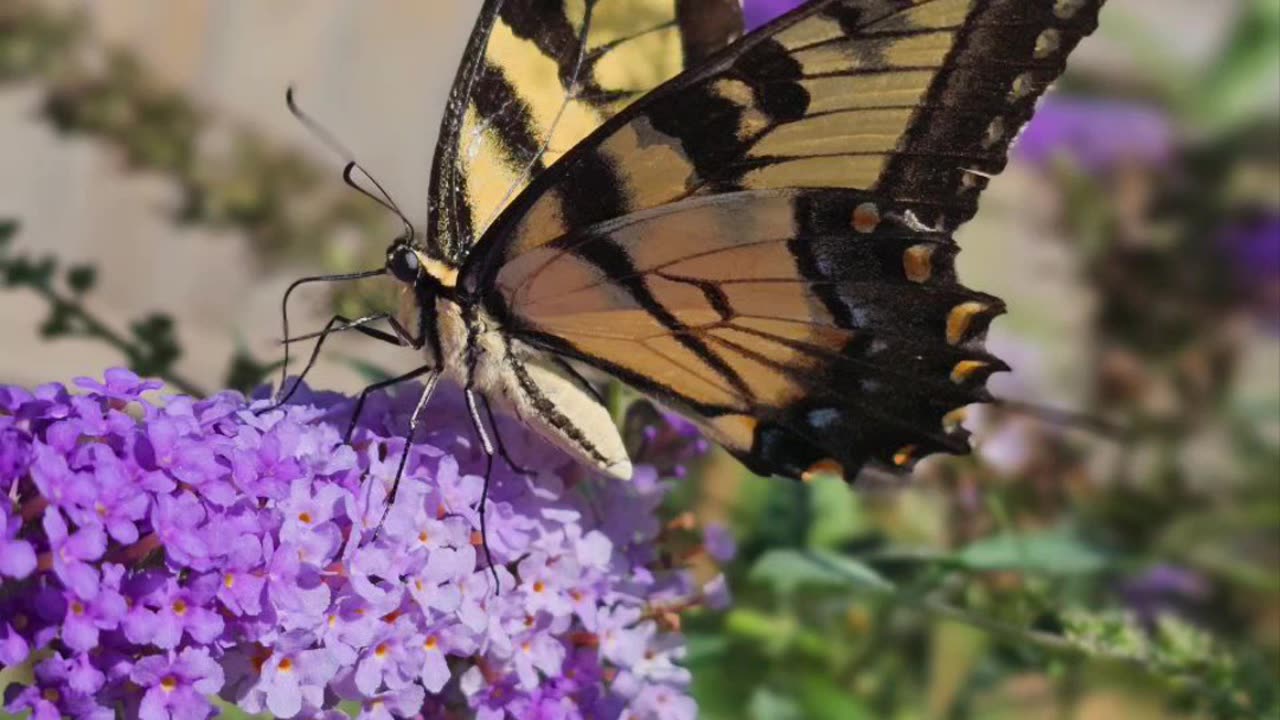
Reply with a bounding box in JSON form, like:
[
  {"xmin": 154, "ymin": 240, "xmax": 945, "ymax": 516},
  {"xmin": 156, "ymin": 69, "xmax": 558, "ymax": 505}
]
[
  {"xmin": 487, "ymin": 188, "xmax": 1007, "ymax": 478},
  {"xmin": 456, "ymin": 0, "xmax": 1103, "ymax": 481},
  {"xmin": 427, "ymin": 0, "xmax": 746, "ymax": 263}
]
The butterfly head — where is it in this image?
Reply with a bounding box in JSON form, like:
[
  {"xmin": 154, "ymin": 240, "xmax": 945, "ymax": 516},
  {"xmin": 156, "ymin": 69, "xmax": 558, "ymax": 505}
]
[
  {"xmin": 385, "ymin": 239, "xmax": 459, "ymax": 293},
  {"xmin": 385, "ymin": 240, "xmax": 421, "ymax": 284}
]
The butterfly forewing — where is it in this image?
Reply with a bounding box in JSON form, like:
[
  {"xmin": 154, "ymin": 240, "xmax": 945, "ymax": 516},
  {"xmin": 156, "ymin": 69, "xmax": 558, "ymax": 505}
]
[
  {"xmin": 426, "ymin": 0, "xmax": 746, "ymax": 263},
  {"xmin": 461, "ymin": 0, "xmax": 1104, "ymax": 481}
]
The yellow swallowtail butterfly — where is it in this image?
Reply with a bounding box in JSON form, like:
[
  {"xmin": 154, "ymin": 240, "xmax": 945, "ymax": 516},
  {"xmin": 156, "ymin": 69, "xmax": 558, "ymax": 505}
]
[{"xmin": 283, "ymin": 0, "xmax": 1106, "ymax": 494}]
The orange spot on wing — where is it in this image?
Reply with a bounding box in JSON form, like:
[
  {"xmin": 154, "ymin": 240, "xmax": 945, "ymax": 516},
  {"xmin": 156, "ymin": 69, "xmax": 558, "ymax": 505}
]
[
  {"xmin": 852, "ymin": 202, "xmax": 881, "ymax": 234},
  {"xmin": 946, "ymin": 302, "xmax": 988, "ymax": 345},
  {"xmin": 903, "ymin": 244, "xmax": 934, "ymax": 283},
  {"xmin": 950, "ymin": 360, "xmax": 989, "ymax": 384},
  {"xmin": 802, "ymin": 458, "xmax": 844, "ymax": 482}
]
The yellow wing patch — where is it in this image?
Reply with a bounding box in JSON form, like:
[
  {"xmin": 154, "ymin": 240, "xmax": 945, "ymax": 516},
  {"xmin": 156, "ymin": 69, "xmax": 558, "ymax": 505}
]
[{"xmin": 427, "ymin": 0, "xmax": 744, "ymax": 262}]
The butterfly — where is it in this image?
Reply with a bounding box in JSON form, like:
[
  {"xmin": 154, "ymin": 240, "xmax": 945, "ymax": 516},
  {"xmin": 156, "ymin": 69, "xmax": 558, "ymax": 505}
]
[{"xmin": 284, "ymin": 0, "xmax": 1106, "ymax": 491}]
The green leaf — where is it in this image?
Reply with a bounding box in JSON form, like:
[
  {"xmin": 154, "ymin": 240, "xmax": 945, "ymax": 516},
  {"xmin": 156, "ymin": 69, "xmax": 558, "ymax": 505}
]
[
  {"xmin": 0, "ymin": 218, "xmax": 16, "ymax": 246},
  {"xmin": 1189, "ymin": 0, "xmax": 1280, "ymax": 131},
  {"xmin": 796, "ymin": 674, "xmax": 875, "ymax": 720},
  {"xmin": 223, "ymin": 348, "xmax": 281, "ymax": 394},
  {"xmin": 748, "ymin": 549, "xmax": 894, "ymax": 595},
  {"xmin": 806, "ymin": 475, "xmax": 864, "ymax": 548},
  {"xmin": 953, "ymin": 528, "xmax": 1109, "ymax": 575},
  {"xmin": 748, "ymin": 688, "xmax": 804, "ymax": 720},
  {"xmin": 65, "ymin": 264, "xmax": 97, "ymax": 294}
]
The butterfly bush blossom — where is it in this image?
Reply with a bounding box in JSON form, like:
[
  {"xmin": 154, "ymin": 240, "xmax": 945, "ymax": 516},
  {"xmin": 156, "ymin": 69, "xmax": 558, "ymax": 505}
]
[
  {"xmin": 0, "ymin": 369, "xmax": 727, "ymax": 719},
  {"xmin": 744, "ymin": 0, "xmax": 806, "ymax": 30}
]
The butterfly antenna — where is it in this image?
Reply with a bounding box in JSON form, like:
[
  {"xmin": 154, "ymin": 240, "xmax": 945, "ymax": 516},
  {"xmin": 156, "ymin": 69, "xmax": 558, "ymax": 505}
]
[
  {"xmin": 341, "ymin": 162, "xmax": 414, "ymax": 242},
  {"xmin": 273, "ymin": 269, "xmax": 384, "ymax": 407},
  {"xmin": 285, "ymin": 86, "xmax": 415, "ymax": 241}
]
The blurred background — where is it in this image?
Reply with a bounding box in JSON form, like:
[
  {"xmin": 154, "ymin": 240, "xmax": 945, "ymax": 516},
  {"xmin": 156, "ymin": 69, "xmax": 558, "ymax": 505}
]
[{"xmin": 1, "ymin": 1, "xmax": 1277, "ymax": 718}]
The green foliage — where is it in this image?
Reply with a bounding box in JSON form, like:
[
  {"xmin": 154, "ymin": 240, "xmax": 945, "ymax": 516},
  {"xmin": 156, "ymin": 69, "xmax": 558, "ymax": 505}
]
[
  {"xmin": 951, "ymin": 527, "xmax": 1110, "ymax": 575},
  {"xmin": 749, "ymin": 549, "xmax": 893, "ymax": 595},
  {"xmin": 1189, "ymin": 0, "xmax": 1280, "ymax": 133}
]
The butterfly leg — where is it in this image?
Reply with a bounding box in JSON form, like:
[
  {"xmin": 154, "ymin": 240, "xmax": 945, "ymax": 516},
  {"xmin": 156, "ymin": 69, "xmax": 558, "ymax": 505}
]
[
  {"xmin": 471, "ymin": 392, "xmax": 536, "ymax": 475},
  {"xmin": 373, "ymin": 368, "xmax": 440, "ymax": 531},
  {"xmin": 273, "ymin": 312, "xmax": 421, "ymax": 409},
  {"xmin": 464, "ymin": 389, "xmax": 510, "ymax": 593},
  {"xmin": 345, "ymin": 363, "xmax": 436, "ymax": 444}
]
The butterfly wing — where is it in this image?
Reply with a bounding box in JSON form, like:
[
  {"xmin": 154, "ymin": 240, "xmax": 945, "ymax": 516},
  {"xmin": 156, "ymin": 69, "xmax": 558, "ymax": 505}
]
[
  {"xmin": 462, "ymin": 0, "xmax": 1105, "ymax": 481},
  {"xmin": 426, "ymin": 0, "xmax": 746, "ymax": 263}
]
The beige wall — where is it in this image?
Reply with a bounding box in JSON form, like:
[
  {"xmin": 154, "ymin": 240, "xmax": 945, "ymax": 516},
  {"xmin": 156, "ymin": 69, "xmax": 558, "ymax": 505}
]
[{"xmin": 0, "ymin": 2, "xmax": 475, "ymax": 390}]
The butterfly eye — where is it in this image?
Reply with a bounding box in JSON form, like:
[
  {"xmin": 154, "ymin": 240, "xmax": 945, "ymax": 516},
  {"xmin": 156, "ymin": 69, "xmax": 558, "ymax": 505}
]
[{"xmin": 387, "ymin": 247, "xmax": 420, "ymax": 283}]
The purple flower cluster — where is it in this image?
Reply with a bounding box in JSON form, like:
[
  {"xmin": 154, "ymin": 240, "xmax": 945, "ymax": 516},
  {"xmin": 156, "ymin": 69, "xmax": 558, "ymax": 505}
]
[
  {"xmin": 744, "ymin": 0, "xmax": 806, "ymax": 31},
  {"xmin": 1015, "ymin": 96, "xmax": 1176, "ymax": 175},
  {"xmin": 1218, "ymin": 213, "xmax": 1280, "ymax": 331},
  {"xmin": 0, "ymin": 369, "xmax": 727, "ymax": 719}
]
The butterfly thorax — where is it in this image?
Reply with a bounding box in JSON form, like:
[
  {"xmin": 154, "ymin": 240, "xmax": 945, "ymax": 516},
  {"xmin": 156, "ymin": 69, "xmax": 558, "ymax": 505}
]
[{"xmin": 395, "ymin": 244, "xmax": 633, "ymax": 481}]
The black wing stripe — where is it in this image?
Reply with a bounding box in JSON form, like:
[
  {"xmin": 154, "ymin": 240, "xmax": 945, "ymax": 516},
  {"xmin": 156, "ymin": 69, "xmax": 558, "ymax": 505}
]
[
  {"xmin": 427, "ymin": 0, "xmax": 745, "ymax": 262},
  {"xmin": 569, "ymin": 232, "xmax": 754, "ymax": 398},
  {"xmin": 470, "ymin": 61, "xmax": 548, "ymax": 177},
  {"xmin": 507, "ymin": 354, "xmax": 611, "ymax": 465},
  {"xmin": 703, "ymin": 327, "xmax": 976, "ymax": 447}
]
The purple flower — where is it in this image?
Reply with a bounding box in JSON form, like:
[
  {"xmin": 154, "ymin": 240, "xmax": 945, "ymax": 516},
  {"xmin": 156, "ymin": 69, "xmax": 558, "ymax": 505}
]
[
  {"xmin": 417, "ymin": 620, "xmax": 476, "ymax": 693},
  {"xmin": 1219, "ymin": 214, "xmax": 1280, "ymax": 278},
  {"xmin": 5, "ymin": 684, "xmax": 62, "ymax": 720},
  {"xmin": 627, "ymin": 683, "xmax": 700, "ymax": 720},
  {"xmin": 1218, "ymin": 213, "xmax": 1280, "ymax": 329},
  {"xmin": 213, "ymin": 518, "xmax": 268, "ymax": 617},
  {"xmin": 744, "ymin": 0, "xmax": 806, "ymax": 30},
  {"xmin": 65, "ymin": 445, "xmax": 150, "ymax": 544},
  {"xmin": 125, "ymin": 576, "xmax": 224, "ymax": 650},
  {"xmin": 352, "ymin": 616, "xmax": 423, "ymax": 696},
  {"xmin": 130, "ymin": 647, "xmax": 224, "ymax": 720},
  {"xmin": 1122, "ymin": 564, "xmax": 1210, "ymax": 626},
  {"xmin": 0, "ymin": 501, "xmax": 36, "ymax": 579},
  {"xmin": 43, "ymin": 507, "xmax": 106, "ymax": 600},
  {"xmin": 227, "ymin": 634, "xmax": 337, "ymax": 718},
  {"xmin": 702, "ymin": 522, "xmax": 738, "ymax": 564},
  {"xmin": 0, "ymin": 423, "xmax": 33, "ymax": 490},
  {"xmin": 72, "ymin": 368, "xmax": 161, "ymax": 403},
  {"xmin": 0, "ymin": 615, "xmax": 31, "ymax": 666},
  {"xmin": 52, "ymin": 563, "xmax": 128, "ymax": 652},
  {"xmin": 1015, "ymin": 96, "xmax": 1175, "ymax": 175},
  {"xmin": 0, "ymin": 370, "xmax": 719, "ymax": 718}
]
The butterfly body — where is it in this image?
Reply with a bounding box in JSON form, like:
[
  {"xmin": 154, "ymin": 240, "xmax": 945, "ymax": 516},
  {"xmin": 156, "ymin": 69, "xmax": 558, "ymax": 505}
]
[
  {"xmin": 365, "ymin": 0, "xmax": 1105, "ymax": 484},
  {"xmin": 397, "ymin": 246, "xmax": 633, "ymax": 479}
]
